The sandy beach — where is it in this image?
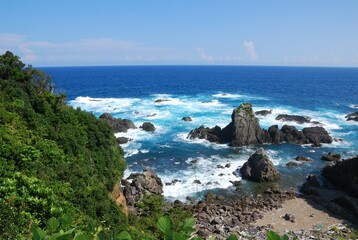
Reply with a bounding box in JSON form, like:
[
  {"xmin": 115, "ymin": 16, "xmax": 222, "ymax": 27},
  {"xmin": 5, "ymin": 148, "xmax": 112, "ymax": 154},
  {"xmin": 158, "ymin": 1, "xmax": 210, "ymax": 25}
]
[{"xmin": 254, "ymin": 196, "xmax": 348, "ymax": 234}]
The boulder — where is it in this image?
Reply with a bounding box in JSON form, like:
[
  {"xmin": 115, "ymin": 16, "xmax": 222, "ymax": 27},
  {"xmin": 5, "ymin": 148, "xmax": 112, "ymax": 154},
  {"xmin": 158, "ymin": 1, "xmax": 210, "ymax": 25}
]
[
  {"xmin": 285, "ymin": 161, "xmax": 300, "ymax": 167},
  {"xmin": 345, "ymin": 112, "xmax": 358, "ymax": 122},
  {"xmin": 99, "ymin": 113, "xmax": 136, "ymax": 133},
  {"xmin": 281, "ymin": 125, "xmax": 306, "ymax": 144},
  {"xmin": 275, "ymin": 114, "xmax": 311, "ymax": 124},
  {"xmin": 182, "ymin": 116, "xmax": 192, "ymax": 122},
  {"xmin": 322, "ymin": 152, "xmax": 341, "ymax": 162},
  {"xmin": 255, "ymin": 110, "xmax": 272, "ymax": 117},
  {"xmin": 121, "ymin": 168, "xmax": 163, "ymax": 206},
  {"xmin": 294, "ymin": 156, "xmax": 313, "ymax": 162},
  {"xmin": 302, "ymin": 127, "xmax": 332, "ymax": 146},
  {"xmin": 322, "ymin": 156, "xmax": 358, "ymax": 198},
  {"xmin": 140, "ymin": 122, "xmax": 156, "ymax": 132},
  {"xmin": 240, "ymin": 148, "xmax": 280, "ymax": 182}
]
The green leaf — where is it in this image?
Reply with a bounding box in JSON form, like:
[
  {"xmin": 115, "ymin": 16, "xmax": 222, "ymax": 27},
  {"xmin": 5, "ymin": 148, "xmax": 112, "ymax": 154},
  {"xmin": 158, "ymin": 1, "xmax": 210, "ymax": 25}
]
[
  {"xmin": 116, "ymin": 231, "xmax": 132, "ymax": 240},
  {"xmin": 282, "ymin": 235, "xmax": 289, "ymax": 240},
  {"xmin": 172, "ymin": 232, "xmax": 187, "ymax": 240},
  {"xmin": 74, "ymin": 233, "xmax": 92, "ymax": 240},
  {"xmin": 157, "ymin": 216, "xmax": 173, "ymax": 235},
  {"xmin": 32, "ymin": 228, "xmax": 46, "ymax": 240},
  {"xmin": 182, "ymin": 218, "xmax": 195, "ymax": 229},
  {"xmin": 226, "ymin": 234, "xmax": 238, "ymax": 240},
  {"xmin": 97, "ymin": 230, "xmax": 105, "ymax": 240},
  {"xmin": 60, "ymin": 215, "xmax": 73, "ymax": 228},
  {"xmin": 266, "ymin": 231, "xmax": 282, "ymax": 240},
  {"xmin": 47, "ymin": 217, "xmax": 60, "ymax": 233}
]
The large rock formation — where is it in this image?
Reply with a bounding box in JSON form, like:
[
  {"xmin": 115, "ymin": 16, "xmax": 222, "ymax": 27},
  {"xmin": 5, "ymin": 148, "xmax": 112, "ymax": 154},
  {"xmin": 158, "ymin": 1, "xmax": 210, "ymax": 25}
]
[
  {"xmin": 240, "ymin": 148, "xmax": 281, "ymax": 182},
  {"xmin": 121, "ymin": 168, "xmax": 163, "ymax": 206},
  {"xmin": 188, "ymin": 103, "xmax": 333, "ymax": 147},
  {"xmin": 99, "ymin": 113, "xmax": 136, "ymax": 133}
]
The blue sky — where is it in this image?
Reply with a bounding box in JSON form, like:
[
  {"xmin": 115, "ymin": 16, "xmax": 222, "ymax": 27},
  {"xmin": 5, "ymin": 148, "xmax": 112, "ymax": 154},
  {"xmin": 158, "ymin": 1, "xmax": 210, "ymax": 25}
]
[{"xmin": 0, "ymin": 1, "xmax": 357, "ymax": 67}]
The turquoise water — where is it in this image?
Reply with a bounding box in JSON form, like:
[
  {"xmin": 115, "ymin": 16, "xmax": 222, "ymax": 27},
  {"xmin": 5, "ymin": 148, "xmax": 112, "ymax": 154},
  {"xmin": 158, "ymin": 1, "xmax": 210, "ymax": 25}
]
[{"xmin": 44, "ymin": 66, "xmax": 358, "ymax": 200}]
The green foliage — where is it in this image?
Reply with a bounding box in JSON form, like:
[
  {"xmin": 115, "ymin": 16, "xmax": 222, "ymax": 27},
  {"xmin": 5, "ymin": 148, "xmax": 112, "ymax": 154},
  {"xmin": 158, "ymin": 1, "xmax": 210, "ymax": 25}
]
[
  {"xmin": 0, "ymin": 51, "xmax": 127, "ymax": 238},
  {"xmin": 266, "ymin": 231, "xmax": 289, "ymax": 240},
  {"xmin": 237, "ymin": 103, "xmax": 254, "ymax": 117}
]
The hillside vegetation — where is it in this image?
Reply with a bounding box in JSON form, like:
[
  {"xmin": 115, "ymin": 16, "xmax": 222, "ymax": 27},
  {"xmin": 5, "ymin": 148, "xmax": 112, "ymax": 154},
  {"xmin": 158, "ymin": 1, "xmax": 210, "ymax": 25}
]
[{"xmin": 0, "ymin": 51, "xmax": 127, "ymax": 238}]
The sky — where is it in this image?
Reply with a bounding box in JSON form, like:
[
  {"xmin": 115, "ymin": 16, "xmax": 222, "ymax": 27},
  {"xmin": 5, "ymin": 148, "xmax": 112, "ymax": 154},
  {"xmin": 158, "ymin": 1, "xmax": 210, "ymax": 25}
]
[{"xmin": 0, "ymin": 1, "xmax": 357, "ymax": 67}]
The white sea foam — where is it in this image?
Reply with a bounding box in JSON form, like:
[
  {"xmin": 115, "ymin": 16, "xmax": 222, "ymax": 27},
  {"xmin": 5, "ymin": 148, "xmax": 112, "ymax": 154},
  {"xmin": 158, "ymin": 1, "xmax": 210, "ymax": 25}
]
[
  {"xmin": 212, "ymin": 93, "xmax": 244, "ymax": 99},
  {"xmin": 349, "ymin": 104, "xmax": 358, "ymax": 109},
  {"xmin": 174, "ymin": 132, "xmax": 229, "ymax": 150},
  {"xmin": 160, "ymin": 155, "xmax": 247, "ymax": 200}
]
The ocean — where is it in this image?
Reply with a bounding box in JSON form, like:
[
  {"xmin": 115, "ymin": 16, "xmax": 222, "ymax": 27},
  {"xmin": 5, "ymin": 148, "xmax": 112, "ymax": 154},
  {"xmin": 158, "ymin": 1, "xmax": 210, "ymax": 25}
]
[{"xmin": 43, "ymin": 66, "xmax": 358, "ymax": 201}]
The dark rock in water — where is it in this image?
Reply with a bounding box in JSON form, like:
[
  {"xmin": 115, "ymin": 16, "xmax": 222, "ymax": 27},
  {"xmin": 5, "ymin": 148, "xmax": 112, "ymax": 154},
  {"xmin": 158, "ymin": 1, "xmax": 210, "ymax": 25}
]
[
  {"xmin": 285, "ymin": 161, "xmax": 300, "ymax": 167},
  {"xmin": 140, "ymin": 122, "xmax": 156, "ymax": 132},
  {"xmin": 122, "ymin": 168, "xmax": 163, "ymax": 206},
  {"xmin": 99, "ymin": 113, "xmax": 136, "ymax": 133},
  {"xmin": 322, "ymin": 156, "xmax": 358, "ymax": 198},
  {"xmin": 182, "ymin": 116, "xmax": 192, "ymax": 122},
  {"xmin": 302, "ymin": 127, "xmax": 332, "ymax": 147},
  {"xmin": 322, "ymin": 152, "xmax": 341, "ymax": 162},
  {"xmin": 188, "ymin": 125, "xmax": 223, "ymax": 143},
  {"xmin": 230, "ymin": 180, "xmax": 241, "ymax": 187},
  {"xmin": 193, "ymin": 179, "xmax": 201, "ymax": 184},
  {"xmin": 266, "ymin": 125, "xmax": 284, "ymax": 144},
  {"xmin": 155, "ymin": 99, "xmax": 171, "ymax": 103},
  {"xmin": 345, "ymin": 111, "xmax": 358, "ymax": 122},
  {"xmin": 275, "ymin": 114, "xmax": 311, "ymax": 124},
  {"xmin": 295, "ymin": 156, "xmax": 313, "ymax": 162},
  {"xmin": 240, "ymin": 148, "xmax": 281, "ymax": 182},
  {"xmin": 255, "ymin": 110, "xmax": 272, "ymax": 117},
  {"xmin": 116, "ymin": 136, "xmax": 131, "ymax": 144},
  {"xmin": 281, "ymin": 125, "xmax": 306, "ymax": 144}
]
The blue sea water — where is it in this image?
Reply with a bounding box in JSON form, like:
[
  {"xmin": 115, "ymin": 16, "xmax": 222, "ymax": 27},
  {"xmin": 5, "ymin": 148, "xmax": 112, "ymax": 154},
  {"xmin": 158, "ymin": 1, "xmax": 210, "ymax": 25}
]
[{"xmin": 43, "ymin": 66, "xmax": 358, "ymax": 200}]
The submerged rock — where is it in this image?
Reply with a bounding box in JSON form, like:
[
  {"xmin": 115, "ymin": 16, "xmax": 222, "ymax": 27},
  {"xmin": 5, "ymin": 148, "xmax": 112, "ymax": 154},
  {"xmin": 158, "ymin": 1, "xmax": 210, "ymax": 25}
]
[
  {"xmin": 182, "ymin": 116, "xmax": 192, "ymax": 122},
  {"xmin": 255, "ymin": 110, "xmax": 272, "ymax": 117},
  {"xmin": 322, "ymin": 152, "xmax": 341, "ymax": 162},
  {"xmin": 140, "ymin": 122, "xmax": 156, "ymax": 132},
  {"xmin": 99, "ymin": 113, "xmax": 136, "ymax": 133},
  {"xmin": 240, "ymin": 148, "xmax": 281, "ymax": 182},
  {"xmin": 116, "ymin": 136, "xmax": 131, "ymax": 144},
  {"xmin": 275, "ymin": 114, "xmax": 311, "ymax": 124},
  {"xmin": 345, "ymin": 111, "xmax": 358, "ymax": 122},
  {"xmin": 155, "ymin": 99, "xmax": 171, "ymax": 103}
]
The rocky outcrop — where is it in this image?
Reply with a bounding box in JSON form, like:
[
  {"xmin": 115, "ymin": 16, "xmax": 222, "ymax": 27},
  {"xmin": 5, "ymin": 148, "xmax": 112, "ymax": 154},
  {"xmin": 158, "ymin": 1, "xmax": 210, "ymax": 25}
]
[
  {"xmin": 182, "ymin": 116, "xmax": 192, "ymax": 122},
  {"xmin": 140, "ymin": 122, "xmax": 156, "ymax": 132},
  {"xmin": 275, "ymin": 114, "xmax": 311, "ymax": 124},
  {"xmin": 322, "ymin": 152, "xmax": 341, "ymax": 162},
  {"xmin": 155, "ymin": 99, "xmax": 171, "ymax": 103},
  {"xmin": 121, "ymin": 168, "xmax": 163, "ymax": 206},
  {"xmin": 345, "ymin": 111, "xmax": 358, "ymax": 122},
  {"xmin": 255, "ymin": 110, "xmax": 272, "ymax": 117},
  {"xmin": 188, "ymin": 104, "xmax": 333, "ymax": 147},
  {"xmin": 240, "ymin": 148, "xmax": 280, "ymax": 182},
  {"xmin": 322, "ymin": 156, "xmax": 358, "ymax": 198},
  {"xmin": 99, "ymin": 113, "xmax": 136, "ymax": 133}
]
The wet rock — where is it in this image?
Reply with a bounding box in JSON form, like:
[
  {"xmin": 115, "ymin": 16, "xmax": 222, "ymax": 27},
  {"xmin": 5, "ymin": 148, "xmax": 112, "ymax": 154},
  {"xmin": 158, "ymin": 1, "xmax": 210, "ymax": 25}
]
[
  {"xmin": 295, "ymin": 156, "xmax": 313, "ymax": 162},
  {"xmin": 255, "ymin": 110, "xmax": 272, "ymax": 117},
  {"xmin": 322, "ymin": 152, "xmax": 341, "ymax": 162},
  {"xmin": 302, "ymin": 127, "xmax": 332, "ymax": 146},
  {"xmin": 193, "ymin": 179, "xmax": 201, "ymax": 184},
  {"xmin": 225, "ymin": 163, "xmax": 231, "ymax": 168},
  {"xmin": 140, "ymin": 122, "xmax": 156, "ymax": 132},
  {"xmin": 116, "ymin": 136, "xmax": 130, "ymax": 144},
  {"xmin": 99, "ymin": 113, "xmax": 136, "ymax": 132},
  {"xmin": 285, "ymin": 161, "xmax": 300, "ymax": 167},
  {"xmin": 155, "ymin": 99, "xmax": 171, "ymax": 103},
  {"xmin": 182, "ymin": 116, "xmax": 192, "ymax": 122},
  {"xmin": 240, "ymin": 148, "xmax": 281, "ymax": 182},
  {"xmin": 345, "ymin": 111, "xmax": 358, "ymax": 122},
  {"xmin": 275, "ymin": 114, "xmax": 311, "ymax": 124},
  {"xmin": 188, "ymin": 125, "xmax": 223, "ymax": 143}
]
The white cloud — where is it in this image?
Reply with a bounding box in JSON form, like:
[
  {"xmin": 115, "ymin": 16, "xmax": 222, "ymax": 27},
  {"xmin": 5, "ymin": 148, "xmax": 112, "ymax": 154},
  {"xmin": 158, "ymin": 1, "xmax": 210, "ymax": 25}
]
[
  {"xmin": 0, "ymin": 33, "xmax": 169, "ymax": 66},
  {"xmin": 196, "ymin": 48, "xmax": 214, "ymax": 62},
  {"xmin": 244, "ymin": 41, "xmax": 258, "ymax": 61}
]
